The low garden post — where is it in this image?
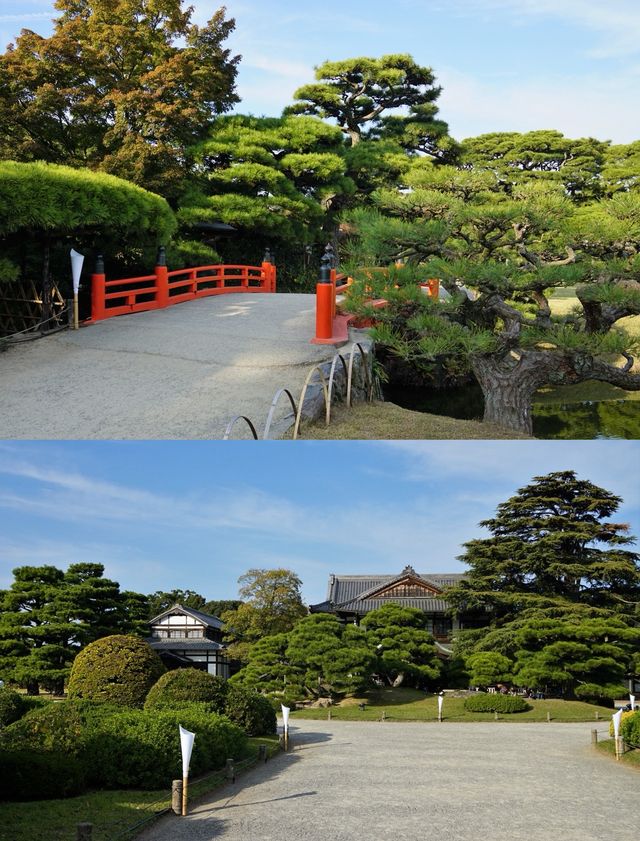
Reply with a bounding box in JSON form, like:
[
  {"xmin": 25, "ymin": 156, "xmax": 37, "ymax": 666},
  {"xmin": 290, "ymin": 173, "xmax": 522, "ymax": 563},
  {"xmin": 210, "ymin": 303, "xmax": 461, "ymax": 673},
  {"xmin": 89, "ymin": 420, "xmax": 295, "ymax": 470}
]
[
  {"xmin": 258, "ymin": 744, "xmax": 267, "ymax": 762},
  {"xmin": 226, "ymin": 758, "xmax": 236, "ymax": 782},
  {"xmin": 172, "ymin": 780, "xmax": 183, "ymax": 814},
  {"xmin": 591, "ymin": 729, "xmax": 598, "ymax": 745},
  {"xmin": 76, "ymin": 823, "xmax": 92, "ymax": 840}
]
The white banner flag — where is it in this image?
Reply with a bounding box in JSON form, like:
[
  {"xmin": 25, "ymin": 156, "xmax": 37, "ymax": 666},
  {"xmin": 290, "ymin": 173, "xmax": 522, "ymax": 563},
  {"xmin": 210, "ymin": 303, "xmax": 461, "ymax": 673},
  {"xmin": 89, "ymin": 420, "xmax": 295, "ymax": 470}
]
[
  {"xmin": 612, "ymin": 708, "xmax": 623, "ymax": 738},
  {"xmin": 179, "ymin": 726, "xmax": 196, "ymax": 777},
  {"xmin": 70, "ymin": 249, "xmax": 84, "ymax": 295},
  {"xmin": 281, "ymin": 704, "xmax": 290, "ymax": 734},
  {"xmin": 630, "ymin": 694, "xmax": 636, "ymax": 710}
]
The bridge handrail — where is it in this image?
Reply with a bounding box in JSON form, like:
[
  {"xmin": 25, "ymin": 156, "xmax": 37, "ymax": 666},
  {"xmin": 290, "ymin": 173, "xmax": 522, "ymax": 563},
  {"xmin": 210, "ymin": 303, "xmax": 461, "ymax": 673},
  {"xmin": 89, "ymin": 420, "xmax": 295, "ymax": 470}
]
[{"xmin": 91, "ymin": 259, "xmax": 276, "ymax": 322}]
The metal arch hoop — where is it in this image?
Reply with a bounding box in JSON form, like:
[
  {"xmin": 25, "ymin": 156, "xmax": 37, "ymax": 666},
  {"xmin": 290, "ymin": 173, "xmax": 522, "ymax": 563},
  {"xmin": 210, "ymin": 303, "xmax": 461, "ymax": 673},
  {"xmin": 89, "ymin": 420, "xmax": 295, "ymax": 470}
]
[
  {"xmin": 223, "ymin": 415, "xmax": 259, "ymax": 440},
  {"xmin": 262, "ymin": 388, "xmax": 298, "ymax": 440},
  {"xmin": 326, "ymin": 352, "xmax": 348, "ymax": 425},
  {"xmin": 347, "ymin": 342, "xmax": 373, "ymax": 408},
  {"xmin": 292, "ymin": 365, "xmax": 329, "ymax": 440}
]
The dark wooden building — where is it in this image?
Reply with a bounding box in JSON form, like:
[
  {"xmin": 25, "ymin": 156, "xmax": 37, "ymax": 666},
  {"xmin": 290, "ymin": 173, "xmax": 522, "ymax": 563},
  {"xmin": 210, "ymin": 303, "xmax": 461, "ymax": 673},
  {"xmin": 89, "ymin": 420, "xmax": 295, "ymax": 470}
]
[
  {"xmin": 147, "ymin": 604, "xmax": 230, "ymax": 677},
  {"xmin": 310, "ymin": 565, "xmax": 483, "ymax": 653}
]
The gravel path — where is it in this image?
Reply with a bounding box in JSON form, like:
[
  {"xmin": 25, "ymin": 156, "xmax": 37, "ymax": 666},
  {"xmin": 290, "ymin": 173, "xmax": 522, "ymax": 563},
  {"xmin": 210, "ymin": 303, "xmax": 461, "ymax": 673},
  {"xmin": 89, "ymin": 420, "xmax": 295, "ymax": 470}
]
[
  {"xmin": 139, "ymin": 720, "xmax": 637, "ymax": 841},
  {"xmin": 0, "ymin": 294, "xmax": 350, "ymax": 439}
]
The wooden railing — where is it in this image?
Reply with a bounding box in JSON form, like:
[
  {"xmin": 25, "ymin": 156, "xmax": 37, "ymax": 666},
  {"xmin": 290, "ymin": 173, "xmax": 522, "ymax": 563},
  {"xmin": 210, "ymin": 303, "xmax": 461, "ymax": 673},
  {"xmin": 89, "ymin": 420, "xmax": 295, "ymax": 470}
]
[{"xmin": 90, "ymin": 255, "xmax": 276, "ymax": 322}]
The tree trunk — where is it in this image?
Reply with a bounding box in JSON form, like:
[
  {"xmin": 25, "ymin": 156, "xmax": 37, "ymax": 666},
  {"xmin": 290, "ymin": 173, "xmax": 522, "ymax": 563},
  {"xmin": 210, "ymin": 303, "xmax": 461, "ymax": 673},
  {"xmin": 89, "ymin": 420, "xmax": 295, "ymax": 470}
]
[{"xmin": 471, "ymin": 351, "xmax": 561, "ymax": 435}]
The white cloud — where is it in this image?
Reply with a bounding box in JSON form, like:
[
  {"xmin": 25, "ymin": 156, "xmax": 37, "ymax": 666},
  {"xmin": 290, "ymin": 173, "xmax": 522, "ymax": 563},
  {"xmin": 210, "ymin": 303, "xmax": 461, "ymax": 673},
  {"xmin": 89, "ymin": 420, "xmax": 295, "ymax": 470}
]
[{"xmin": 438, "ymin": 65, "xmax": 640, "ymax": 143}]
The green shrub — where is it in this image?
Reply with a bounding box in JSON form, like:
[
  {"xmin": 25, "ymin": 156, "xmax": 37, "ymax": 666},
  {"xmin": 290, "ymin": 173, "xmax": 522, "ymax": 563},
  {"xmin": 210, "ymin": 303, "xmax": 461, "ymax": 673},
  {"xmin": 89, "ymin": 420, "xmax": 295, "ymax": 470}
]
[
  {"xmin": 575, "ymin": 683, "xmax": 626, "ymax": 706},
  {"xmin": 463, "ymin": 692, "xmax": 531, "ymax": 714},
  {"xmin": 84, "ymin": 707, "xmax": 247, "ymax": 789},
  {"xmin": 1, "ymin": 698, "xmax": 247, "ymax": 792},
  {"xmin": 0, "ymin": 688, "xmax": 24, "ymax": 727},
  {"xmin": 68, "ymin": 635, "xmax": 166, "ymax": 708},
  {"xmin": 621, "ymin": 710, "xmax": 640, "ymax": 747},
  {"xmin": 0, "ymin": 700, "xmax": 119, "ymax": 756},
  {"xmin": 224, "ymin": 685, "xmax": 277, "ymax": 736},
  {"xmin": 0, "ymin": 750, "xmax": 86, "ymax": 801},
  {"xmin": 145, "ymin": 669, "xmax": 228, "ymax": 711}
]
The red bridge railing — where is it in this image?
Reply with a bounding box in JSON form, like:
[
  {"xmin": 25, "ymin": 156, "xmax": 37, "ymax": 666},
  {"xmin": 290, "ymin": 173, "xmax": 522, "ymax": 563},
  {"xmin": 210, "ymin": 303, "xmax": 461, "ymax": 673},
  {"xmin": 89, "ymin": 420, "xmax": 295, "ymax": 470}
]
[{"xmin": 90, "ymin": 250, "xmax": 276, "ymax": 323}]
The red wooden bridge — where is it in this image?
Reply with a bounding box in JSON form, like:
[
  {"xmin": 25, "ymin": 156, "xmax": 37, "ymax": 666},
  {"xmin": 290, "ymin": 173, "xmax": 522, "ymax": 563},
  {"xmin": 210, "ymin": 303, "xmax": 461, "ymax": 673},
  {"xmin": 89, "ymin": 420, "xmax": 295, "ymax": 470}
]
[{"xmin": 90, "ymin": 252, "xmax": 276, "ymax": 322}]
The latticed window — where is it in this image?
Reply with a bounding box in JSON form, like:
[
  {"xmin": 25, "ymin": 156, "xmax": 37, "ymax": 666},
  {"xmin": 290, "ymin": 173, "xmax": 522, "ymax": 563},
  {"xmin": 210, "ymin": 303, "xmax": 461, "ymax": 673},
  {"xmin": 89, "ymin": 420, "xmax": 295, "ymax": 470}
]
[{"xmin": 381, "ymin": 583, "xmax": 437, "ymax": 598}]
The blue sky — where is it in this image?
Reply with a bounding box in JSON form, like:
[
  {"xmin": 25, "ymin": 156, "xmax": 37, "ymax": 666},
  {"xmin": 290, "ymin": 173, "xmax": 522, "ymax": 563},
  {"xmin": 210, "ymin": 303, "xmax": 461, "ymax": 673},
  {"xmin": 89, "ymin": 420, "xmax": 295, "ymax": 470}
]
[
  {"xmin": 0, "ymin": 0, "xmax": 639, "ymax": 142},
  {"xmin": 1, "ymin": 440, "xmax": 638, "ymax": 605}
]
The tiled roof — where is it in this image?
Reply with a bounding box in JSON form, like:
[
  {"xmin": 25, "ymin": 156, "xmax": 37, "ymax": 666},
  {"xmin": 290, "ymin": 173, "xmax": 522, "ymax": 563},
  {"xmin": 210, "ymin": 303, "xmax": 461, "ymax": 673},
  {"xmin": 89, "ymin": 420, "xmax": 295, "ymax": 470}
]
[
  {"xmin": 308, "ymin": 568, "xmax": 467, "ymax": 616},
  {"xmin": 325, "ymin": 570, "xmax": 466, "ymax": 603},
  {"xmin": 333, "ymin": 597, "xmax": 451, "ymax": 614}
]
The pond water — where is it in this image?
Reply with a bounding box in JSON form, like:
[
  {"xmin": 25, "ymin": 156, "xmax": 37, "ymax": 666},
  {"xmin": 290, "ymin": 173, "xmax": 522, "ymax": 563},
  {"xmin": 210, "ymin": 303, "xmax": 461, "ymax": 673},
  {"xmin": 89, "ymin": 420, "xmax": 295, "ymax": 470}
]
[{"xmin": 384, "ymin": 381, "xmax": 640, "ymax": 439}]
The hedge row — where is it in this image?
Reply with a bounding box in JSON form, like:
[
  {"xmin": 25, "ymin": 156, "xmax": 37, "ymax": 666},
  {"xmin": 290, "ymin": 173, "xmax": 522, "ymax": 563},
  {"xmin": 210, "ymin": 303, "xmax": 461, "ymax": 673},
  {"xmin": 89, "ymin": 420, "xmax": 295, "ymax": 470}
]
[
  {"xmin": 0, "ymin": 700, "xmax": 247, "ymax": 799},
  {"xmin": 463, "ymin": 693, "xmax": 531, "ymax": 714},
  {"xmin": 145, "ymin": 669, "xmax": 276, "ymax": 737}
]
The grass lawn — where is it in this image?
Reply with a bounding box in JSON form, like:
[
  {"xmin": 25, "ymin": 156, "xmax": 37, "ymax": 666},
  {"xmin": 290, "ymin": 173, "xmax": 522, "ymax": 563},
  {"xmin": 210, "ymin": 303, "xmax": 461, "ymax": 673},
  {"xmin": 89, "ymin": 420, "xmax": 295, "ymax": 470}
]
[
  {"xmin": 0, "ymin": 735, "xmax": 280, "ymax": 841},
  {"xmin": 292, "ymin": 400, "xmax": 530, "ymax": 440},
  {"xmin": 290, "ymin": 687, "xmax": 614, "ymax": 724},
  {"xmin": 595, "ymin": 738, "xmax": 640, "ymax": 770}
]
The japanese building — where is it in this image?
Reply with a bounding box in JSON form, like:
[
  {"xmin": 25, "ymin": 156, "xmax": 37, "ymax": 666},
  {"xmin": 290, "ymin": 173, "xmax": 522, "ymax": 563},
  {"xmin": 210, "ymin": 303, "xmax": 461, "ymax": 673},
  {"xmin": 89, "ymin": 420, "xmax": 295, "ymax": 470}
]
[
  {"xmin": 147, "ymin": 604, "xmax": 230, "ymax": 677},
  {"xmin": 310, "ymin": 565, "xmax": 485, "ymax": 653}
]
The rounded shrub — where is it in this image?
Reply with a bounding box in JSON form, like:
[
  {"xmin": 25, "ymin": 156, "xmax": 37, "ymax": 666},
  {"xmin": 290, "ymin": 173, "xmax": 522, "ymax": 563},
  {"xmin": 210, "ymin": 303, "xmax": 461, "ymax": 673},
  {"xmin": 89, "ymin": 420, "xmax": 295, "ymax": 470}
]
[
  {"xmin": 224, "ymin": 685, "xmax": 277, "ymax": 736},
  {"xmin": 0, "ymin": 750, "xmax": 86, "ymax": 800},
  {"xmin": 145, "ymin": 669, "xmax": 228, "ymax": 711},
  {"xmin": 0, "ymin": 687, "xmax": 24, "ymax": 728},
  {"xmin": 68, "ymin": 635, "xmax": 166, "ymax": 708},
  {"xmin": 464, "ymin": 692, "xmax": 530, "ymax": 714}
]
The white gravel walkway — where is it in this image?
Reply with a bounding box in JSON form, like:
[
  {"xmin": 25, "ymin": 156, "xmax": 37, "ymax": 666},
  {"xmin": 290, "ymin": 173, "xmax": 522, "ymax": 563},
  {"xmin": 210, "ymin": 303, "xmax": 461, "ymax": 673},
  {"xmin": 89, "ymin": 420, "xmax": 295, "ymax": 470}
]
[
  {"xmin": 0, "ymin": 294, "xmax": 347, "ymax": 439},
  {"xmin": 138, "ymin": 720, "xmax": 638, "ymax": 841}
]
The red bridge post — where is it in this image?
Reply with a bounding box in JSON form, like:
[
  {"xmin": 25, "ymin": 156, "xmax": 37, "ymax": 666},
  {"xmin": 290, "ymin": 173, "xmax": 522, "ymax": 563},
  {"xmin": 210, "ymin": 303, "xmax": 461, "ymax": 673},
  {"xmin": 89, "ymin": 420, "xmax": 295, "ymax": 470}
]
[
  {"xmin": 155, "ymin": 246, "xmax": 169, "ymax": 309},
  {"xmin": 91, "ymin": 254, "xmax": 106, "ymax": 322},
  {"xmin": 315, "ymin": 252, "xmax": 333, "ymax": 341}
]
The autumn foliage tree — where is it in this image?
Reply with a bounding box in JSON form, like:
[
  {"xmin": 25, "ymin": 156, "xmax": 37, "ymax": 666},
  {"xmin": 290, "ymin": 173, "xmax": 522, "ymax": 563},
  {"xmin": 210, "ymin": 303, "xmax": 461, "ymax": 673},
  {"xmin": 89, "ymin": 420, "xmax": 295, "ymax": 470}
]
[{"xmin": 0, "ymin": 0, "xmax": 240, "ymax": 198}]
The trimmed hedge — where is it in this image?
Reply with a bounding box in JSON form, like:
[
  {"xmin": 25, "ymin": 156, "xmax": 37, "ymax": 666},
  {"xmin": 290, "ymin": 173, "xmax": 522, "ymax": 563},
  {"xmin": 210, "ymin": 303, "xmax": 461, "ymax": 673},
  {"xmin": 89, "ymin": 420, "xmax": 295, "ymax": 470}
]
[
  {"xmin": 0, "ymin": 750, "xmax": 85, "ymax": 801},
  {"xmin": 145, "ymin": 670, "xmax": 277, "ymax": 736},
  {"xmin": 145, "ymin": 669, "xmax": 228, "ymax": 711},
  {"xmin": 464, "ymin": 692, "xmax": 531, "ymax": 714},
  {"xmin": 68, "ymin": 635, "xmax": 166, "ymax": 708},
  {"xmin": 0, "ymin": 160, "xmax": 176, "ymax": 243},
  {"xmin": 1, "ymin": 699, "xmax": 247, "ymax": 794},
  {"xmin": 224, "ymin": 685, "xmax": 277, "ymax": 736},
  {"xmin": 83, "ymin": 706, "xmax": 247, "ymax": 789},
  {"xmin": 0, "ymin": 688, "xmax": 24, "ymax": 728},
  {"xmin": 621, "ymin": 710, "xmax": 640, "ymax": 747}
]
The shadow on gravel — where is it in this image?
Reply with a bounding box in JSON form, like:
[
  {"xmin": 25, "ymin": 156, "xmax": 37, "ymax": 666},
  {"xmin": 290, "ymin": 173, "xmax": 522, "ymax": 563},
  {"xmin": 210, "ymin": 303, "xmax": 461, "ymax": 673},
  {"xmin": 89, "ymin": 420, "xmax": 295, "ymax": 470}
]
[{"xmin": 211, "ymin": 790, "xmax": 317, "ymax": 809}]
